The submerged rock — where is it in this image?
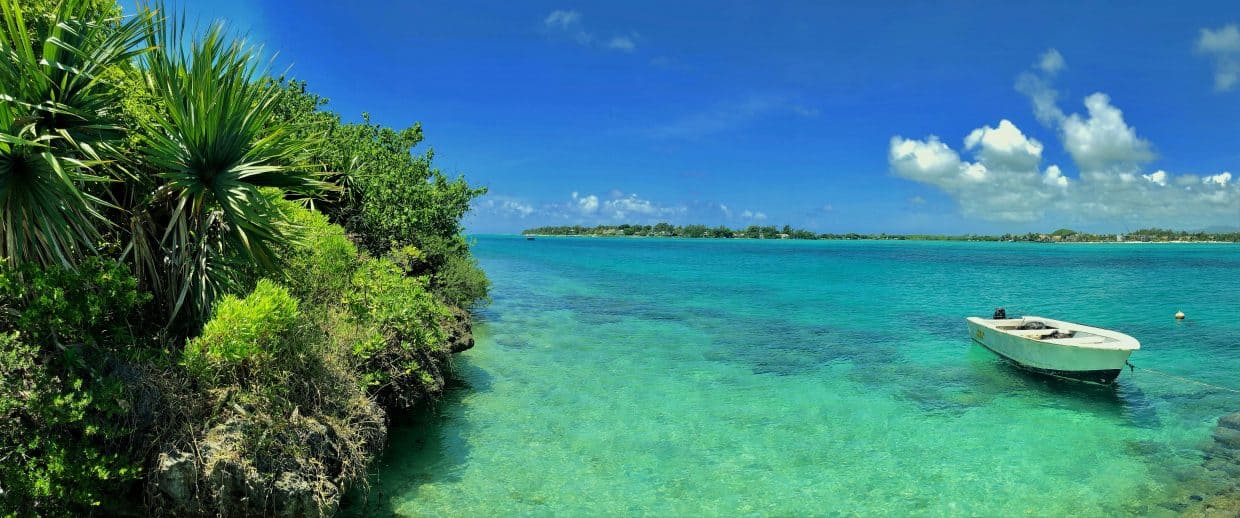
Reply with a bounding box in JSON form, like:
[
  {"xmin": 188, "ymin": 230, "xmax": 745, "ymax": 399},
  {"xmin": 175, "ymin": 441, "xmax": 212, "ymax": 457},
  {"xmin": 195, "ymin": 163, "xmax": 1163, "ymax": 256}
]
[
  {"xmin": 1215, "ymin": 426, "xmax": 1240, "ymax": 451},
  {"xmin": 1182, "ymin": 411, "xmax": 1240, "ymax": 517},
  {"xmin": 1181, "ymin": 491, "xmax": 1240, "ymax": 517},
  {"xmin": 1219, "ymin": 412, "xmax": 1240, "ymax": 432},
  {"xmin": 1212, "ymin": 412, "xmax": 1240, "ymax": 452}
]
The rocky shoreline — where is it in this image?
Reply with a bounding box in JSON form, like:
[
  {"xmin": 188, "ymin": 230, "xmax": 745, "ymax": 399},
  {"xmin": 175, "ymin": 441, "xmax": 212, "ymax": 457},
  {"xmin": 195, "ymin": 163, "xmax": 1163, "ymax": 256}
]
[{"xmin": 146, "ymin": 309, "xmax": 475, "ymax": 516}]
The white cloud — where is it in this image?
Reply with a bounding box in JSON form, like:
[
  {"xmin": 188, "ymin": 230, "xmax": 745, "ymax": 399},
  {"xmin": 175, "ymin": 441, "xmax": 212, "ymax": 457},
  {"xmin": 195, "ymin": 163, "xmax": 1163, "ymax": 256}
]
[
  {"xmin": 543, "ymin": 10, "xmax": 581, "ymax": 29},
  {"xmin": 1060, "ymin": 93, "xmax": 1155, "ymax": 174},
  {"xmin": 469, "ymin": 192, "xmax": 754, "ymax": 230},
  {"xmin": 471, "ymin": 196, "xmax": 537, "ymax": 219},
  {"xmin": 891, "ymin": 119, "xmax": 1240, "ymax": 226},
  {"xmin": 542, "ymin": 10, "xmax": 636, "ymax": 52},
  {"xmin": 891, "ymin": 120, "xmax": 1062, "ymax": 222},
  {"xmin": 908, "ymin": 196, "xmax": 926, "ymax": 205},
  {"xmin": 606, "ymin": 193, "xmax": 656, "ymax": 218},
  {"xmin": 741, "ymin": 210, "xmax": 767, "ymax": 221},
  {"xmin": 607, "ymin": 35, "xmax": 636, "ymax": 52},
  {"xmin": 791, "ymin": 105, "xmax": 820, "ymax": 117},
  {"xmin": 1203, "ymin": 171, "xmax": 1232, "ymax": 186},
  {"xmin": 890, "ymin": 136, "xmax": 970, "ymax": 182},
  {"xmin": 1015, "ymin": 48, "xmax": 1067, "ymax": 125},
  {"xmin": 571, "ymin": 191, "xmax": 599, "ymax": 213},
  {"xmin": 1196, "ymin": 24, "xmax": 1240, "ymax": 91},
  {"xmin": 504, "ymin": 200, "xmax": 534, "ymax": 216},
  {"xmin": 964, "ymin": 119, "xmax": 1044, "ymax": 171},
  {"xmin": 650, "ymin": 56, "xmax": 674, "ymax": 68},
  {"xmin": 1038, "ymin": 49, "xmax": 1066, "ymax": 75},
  {"xmin": 1016, "ymin": 55, "xmax": 1155, "ymax": 174},
  {"xmin": 566, "ymin": 191, "xmax": 687, "ymax": 220},
  {"xmin": 1043, "ymin": 165, "xmax": 1069, "ymax": 188},
  {"xmin": 892, "ymin": 50, "xmax": 1240, "ymax": 228}
]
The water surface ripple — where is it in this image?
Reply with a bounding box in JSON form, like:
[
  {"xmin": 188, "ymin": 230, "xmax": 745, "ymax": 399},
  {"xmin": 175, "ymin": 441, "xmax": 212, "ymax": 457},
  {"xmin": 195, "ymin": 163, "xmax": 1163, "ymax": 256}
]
[{"xmin": 355, "ymin": 237, "xmax": 1240, "ymax": 516}]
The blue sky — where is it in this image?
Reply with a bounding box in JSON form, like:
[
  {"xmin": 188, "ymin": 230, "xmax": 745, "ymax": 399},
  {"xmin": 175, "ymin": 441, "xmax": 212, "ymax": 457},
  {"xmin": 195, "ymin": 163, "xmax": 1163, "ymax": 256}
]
[{"xmin": 130, "ymin": 1, "xmax": 1240, "ymax": 234}]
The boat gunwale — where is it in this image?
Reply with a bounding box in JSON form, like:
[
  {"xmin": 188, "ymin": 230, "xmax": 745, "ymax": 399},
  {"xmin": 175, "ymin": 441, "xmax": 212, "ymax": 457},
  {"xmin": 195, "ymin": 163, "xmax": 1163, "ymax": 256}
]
[{"xmin": 966, "ymin": 315, "xmax": 1140, "ymax": 352}]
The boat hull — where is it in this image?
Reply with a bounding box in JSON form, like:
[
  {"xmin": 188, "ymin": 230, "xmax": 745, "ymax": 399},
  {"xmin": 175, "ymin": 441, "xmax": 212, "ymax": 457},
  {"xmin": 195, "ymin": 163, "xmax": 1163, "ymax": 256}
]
[
  {"xmin": 966, "ymin": 319, "xmax": 1134, "ymax": 385},
  {"xmin": 971, "ymin": 339, "xmax": 1124, "ymax": 384}
]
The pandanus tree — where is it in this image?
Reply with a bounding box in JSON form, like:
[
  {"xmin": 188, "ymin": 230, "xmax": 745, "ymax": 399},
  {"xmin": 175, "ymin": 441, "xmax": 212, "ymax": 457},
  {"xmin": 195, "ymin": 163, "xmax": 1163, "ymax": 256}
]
[
  {"xmin": 130, "ymin": 8, "xmax": 330, "ymax": 324},
  {"xmin": 2, "ymin": 0, "xmax": 331, "ymax": 326},
  {"xmin": 0, "ymin": 0, "xmax": 149, "ymax": 267}
]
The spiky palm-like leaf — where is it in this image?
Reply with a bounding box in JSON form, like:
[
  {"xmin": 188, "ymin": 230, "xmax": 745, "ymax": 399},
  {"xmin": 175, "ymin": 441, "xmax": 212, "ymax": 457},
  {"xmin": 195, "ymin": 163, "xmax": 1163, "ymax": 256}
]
[
  {"xmin": 1, "ymin": 0, "xmax": 149, "ymax": 143},
  {"xmin": 136, "ymin": 8, "xmax": 330, "ymax": 323},
  {"xmin": 0, "ymin": 0, "xmax": 149, "ymax": 267},
  {"xmin": 0, "ymin": 115, "xmax": 109, "ymax": 266}
]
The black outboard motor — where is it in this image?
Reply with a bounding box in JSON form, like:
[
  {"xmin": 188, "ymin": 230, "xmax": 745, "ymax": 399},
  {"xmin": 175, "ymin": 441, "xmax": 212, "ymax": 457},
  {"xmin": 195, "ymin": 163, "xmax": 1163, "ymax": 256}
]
[{"xmin": 992, "ymin": 308, "xmax": 1007, "ymax": 320}]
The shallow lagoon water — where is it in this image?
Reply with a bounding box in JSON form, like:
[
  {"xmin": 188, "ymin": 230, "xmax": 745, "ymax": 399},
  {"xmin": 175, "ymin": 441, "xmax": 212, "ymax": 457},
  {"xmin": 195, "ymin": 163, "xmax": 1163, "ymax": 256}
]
[{"xmin": 352, "ymin": 237, "xmax": 1240, "ymax": 515}]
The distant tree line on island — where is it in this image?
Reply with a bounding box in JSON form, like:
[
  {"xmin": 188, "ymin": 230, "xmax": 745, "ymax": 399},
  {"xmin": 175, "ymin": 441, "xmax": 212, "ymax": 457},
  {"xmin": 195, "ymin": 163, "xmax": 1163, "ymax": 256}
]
[{"xmin": 522, "ymin": 224, "xmax": 1240, "ymax": 243}]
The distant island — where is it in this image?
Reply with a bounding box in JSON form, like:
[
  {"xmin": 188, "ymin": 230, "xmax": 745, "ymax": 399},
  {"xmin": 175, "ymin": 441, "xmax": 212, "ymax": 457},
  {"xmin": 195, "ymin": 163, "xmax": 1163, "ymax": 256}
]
[{"xmin": 523, "ymin": 224, "xmax": 1240, "ymax": 243}]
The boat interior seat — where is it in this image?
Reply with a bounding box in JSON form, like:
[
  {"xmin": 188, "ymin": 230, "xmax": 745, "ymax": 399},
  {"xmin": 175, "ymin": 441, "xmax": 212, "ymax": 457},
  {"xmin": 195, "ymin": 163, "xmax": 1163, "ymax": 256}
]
[{"xmin": 1041, "ymin": 336, "xmax": 1107, "ymax": 345}]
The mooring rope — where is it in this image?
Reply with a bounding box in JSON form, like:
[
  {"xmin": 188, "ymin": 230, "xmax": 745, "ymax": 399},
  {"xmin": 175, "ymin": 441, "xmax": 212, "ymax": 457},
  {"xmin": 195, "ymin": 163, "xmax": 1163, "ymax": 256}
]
[{"xmin": 1127, "ymin": 361, "xmax": 1240, "ymax": 395}]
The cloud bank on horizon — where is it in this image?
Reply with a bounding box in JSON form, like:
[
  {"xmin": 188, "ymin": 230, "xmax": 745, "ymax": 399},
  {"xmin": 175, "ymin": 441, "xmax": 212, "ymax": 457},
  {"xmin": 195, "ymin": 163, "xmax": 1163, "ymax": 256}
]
[
  {"xmin": 890, "ymin": 48, "xmax": 1238, "ymax": 229},
  {"xmin": 474, "ymin": 189, "xmax": 777, "ymax": 227}
]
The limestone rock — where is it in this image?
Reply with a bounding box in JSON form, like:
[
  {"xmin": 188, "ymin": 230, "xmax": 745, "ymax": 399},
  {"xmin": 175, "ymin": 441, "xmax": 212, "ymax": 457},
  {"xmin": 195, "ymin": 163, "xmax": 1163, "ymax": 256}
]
[
  {"xmin": 445, "ymin": 305, "xmax": 475, "ymax": 353},
  {"xmin": 272, "ymin": 471, "xmax": 339, "ymax": 518},
  {"xmin": 152, "ymin": 450, "xmax": 198, "ymax": 510},
  {"xmin": 204, "ymin": 455, "xmax": 264, "ymax": 517},
  {"xmin": 201, "ymin": 418, "xmax": 264, "ymax": 517}
]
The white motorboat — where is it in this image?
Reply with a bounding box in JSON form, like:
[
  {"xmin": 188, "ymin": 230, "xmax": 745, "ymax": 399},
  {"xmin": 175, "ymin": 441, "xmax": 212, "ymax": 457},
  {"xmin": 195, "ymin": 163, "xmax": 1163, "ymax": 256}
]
[{"xmin": 965, "ymin": 310, "xmax": 1140, "ymax": 384}]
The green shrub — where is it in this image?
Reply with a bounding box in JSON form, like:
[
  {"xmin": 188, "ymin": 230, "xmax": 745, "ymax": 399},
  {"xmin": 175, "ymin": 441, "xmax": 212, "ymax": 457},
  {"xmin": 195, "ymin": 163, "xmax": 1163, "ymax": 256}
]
[
  {"xmin": 346, "ymin": 258, "xmax": 446, "ymax": 351},
  {"xmin": 310, "ymin": 117, "xmax": 486, "ymax": 262},
  {"xmin": 0, "ymin": 259, "xmax": 148, "ymax": 515},
  {"xmin": 274, "ymin": 197, "xmax": 360, "ymax": 307},
  {"xmin": 182, "ymin": 279, "xmax": 300, "ymax": 385},
  {"xmin": 432, "ymin": 252, "xmax": 491, "ymax": 308},
  {"xmin": 0, "ymin": 332, "xmax": 138, "ymax": 515},
  {"xmin": 344, "ymin": 257, "xmax": 451, "ymax": 407},
  {"xmin": 0, "ymin": 257, "xmax": 149, "ymax": 354}
]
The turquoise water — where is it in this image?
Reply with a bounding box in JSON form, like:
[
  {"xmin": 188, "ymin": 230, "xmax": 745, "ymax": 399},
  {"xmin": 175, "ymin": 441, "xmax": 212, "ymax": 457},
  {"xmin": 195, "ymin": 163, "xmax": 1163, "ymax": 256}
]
[{"xmin": 355, "ymin": 237, "xmax": 1240, "ymax": 515}]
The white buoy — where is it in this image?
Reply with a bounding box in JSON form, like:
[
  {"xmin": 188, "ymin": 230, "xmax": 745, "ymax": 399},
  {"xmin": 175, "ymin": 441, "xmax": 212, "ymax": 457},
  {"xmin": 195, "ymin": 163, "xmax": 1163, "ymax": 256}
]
[{"xmin": 1175, "ymin": 310, "xmax": 1185, "ymax": 320}]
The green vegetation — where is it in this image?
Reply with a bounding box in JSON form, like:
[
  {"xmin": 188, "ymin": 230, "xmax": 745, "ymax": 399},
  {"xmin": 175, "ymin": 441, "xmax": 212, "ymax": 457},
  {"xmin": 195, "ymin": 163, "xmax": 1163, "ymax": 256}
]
[
  {"xmin": 181, "ymin": 280, "xmax": 301, "ymax": 385},
  {"xmin": 261, "ymin": 79, "xmax": 491, "ymax": 307},
  {"xmin": 0, "ymin": 1, "xmax": 488, "ymax": 515},
  {"xmin": 524, "ymin": 224, "xmax": 1240, "ymax": 243},
  {"xmin": 0, "ymin": 259, "xmax": 149, "ymax": 511},
  {"xmin": 133, "ymin": 16, "xmax": 329, "ymax": 323}
]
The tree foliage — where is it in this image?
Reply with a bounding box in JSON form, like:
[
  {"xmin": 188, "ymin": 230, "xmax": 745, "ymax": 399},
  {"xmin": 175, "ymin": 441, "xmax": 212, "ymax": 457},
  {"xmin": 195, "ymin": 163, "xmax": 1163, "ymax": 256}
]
[
  {"xmin": 269, "ymin": 80, "xmax": 490, "ymax": 306},
  {"xmin": 0, "ymin": 0, "xmax": 488, "ymax": 513}
]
